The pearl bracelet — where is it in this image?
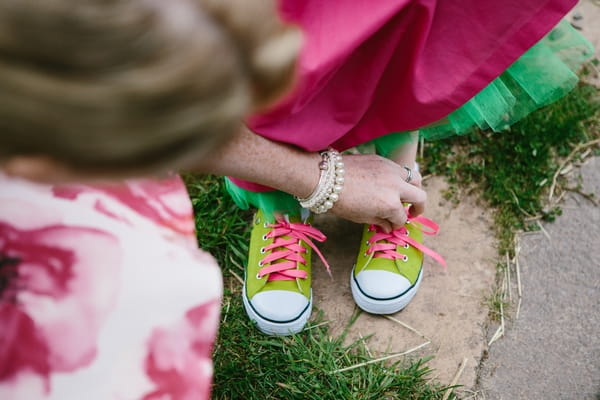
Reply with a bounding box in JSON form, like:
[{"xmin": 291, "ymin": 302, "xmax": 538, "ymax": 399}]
[{"xmin": 297, "ymin": 148, "xmax": 345, "ymax": 214}]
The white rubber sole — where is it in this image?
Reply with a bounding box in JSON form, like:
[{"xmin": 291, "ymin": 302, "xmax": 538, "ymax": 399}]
[
  {"xmin": 242, "ymin": 284, "xmax": 312, "ymax": 336},
  {"xmin": 350, "ymin": 267, "xmax": 423, "ymax": 314}
]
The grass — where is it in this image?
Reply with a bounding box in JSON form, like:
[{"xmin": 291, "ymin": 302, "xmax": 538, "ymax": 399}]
[
  {"xmin": 183, "ymin": 174, "xmax": 453, "ymax": 399},
  {"xmin": 212, "ymin": 299, "xmax": 448, "ymax": 400},
  {"xmin": 421, "ymin": 81, "xmax": 600, "ymax": 326},
  {"xmin": 184, "ymin": 80, "xmax": 599, "ymax": 399},
  {"xmin": 421, "ymin": 83, "xmax": 600, "ymax": 255},
  {"xmin": 183, "ymin": 174, "xmax": 252, "ymax": 274},
  {"xmin": 483, "ymin": 268, "xmax": 509, "ymax": 323}
]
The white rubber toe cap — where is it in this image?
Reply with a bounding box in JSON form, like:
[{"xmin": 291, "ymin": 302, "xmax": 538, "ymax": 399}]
[
  {"xmin": 354, "ymin": 270, "xmax": 412, "ymax": 300},
  {"xmin": 250, "ymin": 290, "xmax": 309, "ymax": 322},
  {"xmin": 351, "ymin": 268, "xmax": 422, "ymax": 315}
]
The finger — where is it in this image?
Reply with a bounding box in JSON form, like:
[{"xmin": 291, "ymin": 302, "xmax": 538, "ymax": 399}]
[
  {"xmin": 381, "ymin": 206, "xmax": 408, "ymax": 231},
  {"xmin": 409, "ymin": 170, "xmax": 422, "ymax": 189},
  {"xmin": 401, "ymin": 164, "xmax": 422, "ymax": 188},
  {"xmin": 408, "ymin": 202, "xmax": 425, "ymax": 218},
  {"xmin": 409, "ymin": 203, "xmax": 425, "ymax": 217},
  {"xmin": 400, "ymin": 184, "xmax": 426, "ymax": 216},
  {"xmin": 372, "ymin": 218, "xmax": 393, "ymax": 233}
]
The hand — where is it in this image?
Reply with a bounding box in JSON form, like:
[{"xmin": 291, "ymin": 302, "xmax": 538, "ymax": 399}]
[{"xmin": 329, "ymin": 154, "xmax": 426, "ymax": 232}]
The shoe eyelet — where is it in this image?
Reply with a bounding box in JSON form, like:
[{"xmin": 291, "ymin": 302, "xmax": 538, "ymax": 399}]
[
  {"xmin": 403, "ymin": 244, "xmax": 410, "ymax": 249},
  {"xmin": 256, "ymin": 273, "xmax": 261, "ymax": 279},
  {"xmin": 402, "ymin": 255, "xmax": 409, "ymax": 262},
  {"xmin": 363, "ymin": 252, "xmax": 368, "ymax": 257},
  {"xmin": 262, "ymin": 234, "xmax": 268, "ymax": 241},
  {"xmin": 263, "ymin": 222, "xmax": 269, "ymax": 228},
  {"xmin": 260, "ymin": 247, "xmax": 266, "ymax": 254},
  {"xmin": 254, "ymin": 217, "xmax": 261, "ymax": 225},
  {"xmin": 258, "ymin": 261, "xmax": 263, "ymax": 267},
  {"xmin": 405, "ymin": 230, "xmax": 409, "ymax": 236}
]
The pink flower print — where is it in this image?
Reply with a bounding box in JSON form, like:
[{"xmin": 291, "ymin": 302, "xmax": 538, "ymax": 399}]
[
  {"xmin": 52, "ymin": 176, "xmax": 196, "ymax": 236},
  {"xmin": 143, "ymin": 300, "xmax": 220, "ymax": 400},
  {"xmin": 0, "ymin": 222, "xmax": 121, "ymax": 391}
]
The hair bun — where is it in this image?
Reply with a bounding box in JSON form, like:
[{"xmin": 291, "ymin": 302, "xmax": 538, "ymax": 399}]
[{"xmin": 199, "ymin": 0, "xmax": 302, "ymax": 108}]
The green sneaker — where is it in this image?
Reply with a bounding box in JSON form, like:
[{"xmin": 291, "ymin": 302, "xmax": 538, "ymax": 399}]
[
  {"xmin": 243, "ymin": 210, "xmax": 329, "ymax": 335},
  {"xmin": 350, "ymin": 215, "xmax": 445, "ymax": 314}
]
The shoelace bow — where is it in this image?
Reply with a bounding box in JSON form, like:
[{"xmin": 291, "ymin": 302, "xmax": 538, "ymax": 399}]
[
  {"xmin": 366, "ymin": 215, "xmax": 447, "ymax": 268},
  {"xmin": 258, "ymin": 218, "xmax": 331, "ymax": 281}
]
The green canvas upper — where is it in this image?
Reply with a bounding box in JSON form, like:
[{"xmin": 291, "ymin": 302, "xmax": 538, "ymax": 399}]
[
  {"xmin": 245, "ymin": 210, "xmax": 312, "ymax": 300},
  {"xmin": 354, "ymin": 222, "xmax": 424, "ymax": 285}
]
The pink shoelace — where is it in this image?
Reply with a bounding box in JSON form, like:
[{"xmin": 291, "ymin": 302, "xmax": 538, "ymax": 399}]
[
  {"xmin": 365, "ymin": 215, "xmax": 447, "ymax": 268},
  {"xmin": 258, "ymin": 218, "xmax": 331, "ymax": 281}
]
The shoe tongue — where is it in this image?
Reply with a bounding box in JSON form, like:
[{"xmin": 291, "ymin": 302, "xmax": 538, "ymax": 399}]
[
  {"xmin": 300, "ymin": 208, "xmax": 311, "ymax": 223},
  {"xmin": 279, "ymin": 213, "xmax": 306, "ymax": 224}
]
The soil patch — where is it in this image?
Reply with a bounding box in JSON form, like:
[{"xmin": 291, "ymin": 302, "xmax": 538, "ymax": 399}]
[{"xmin": 311, "ymin": 176, "xmax": 497, "ymax": 389}]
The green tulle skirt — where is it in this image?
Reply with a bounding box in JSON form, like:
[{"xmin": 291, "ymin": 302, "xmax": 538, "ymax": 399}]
[{"xmin": 226, "ymin": 20, "xmax": 594, "ymax": 219}]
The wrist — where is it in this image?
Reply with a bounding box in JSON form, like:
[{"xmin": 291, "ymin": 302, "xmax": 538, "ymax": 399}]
[
  {"xmin": 292, "ymin": 151, "xmax": 322, "ymax": 198},
  {"xmin": 296, "ymin": 149, "xmax": 345, "ymax": 214}
]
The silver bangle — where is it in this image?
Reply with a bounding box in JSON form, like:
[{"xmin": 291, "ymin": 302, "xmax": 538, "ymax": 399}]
[{"xmin": 296, "ymin": 149, "xmax": 345, "ymax": 214}]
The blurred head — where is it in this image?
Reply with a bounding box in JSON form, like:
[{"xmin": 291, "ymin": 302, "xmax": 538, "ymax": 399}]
[{"xmin": 0, "ymin": 0, "xmax": 300, "ymax": 181}]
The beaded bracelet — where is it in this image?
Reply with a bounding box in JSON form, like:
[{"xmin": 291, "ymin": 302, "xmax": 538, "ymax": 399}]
[{"xmin": 297, "ymin": 148, "xmax": 345, "ymax": 214}]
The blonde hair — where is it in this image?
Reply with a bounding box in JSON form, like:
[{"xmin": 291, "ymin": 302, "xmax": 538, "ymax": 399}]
[{"xmin": 0, "ymin": 0, "xmax": 300, "ymax": 173}]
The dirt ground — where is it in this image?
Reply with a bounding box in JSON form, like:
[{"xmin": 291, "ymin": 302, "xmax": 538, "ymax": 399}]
[
  {"xmin": 311, "ymin": 176, "xmax": 497, "ymax": 389},
  {"xmin": 310, "ymin": 1, "xmax": 599, "ymax": 393}
]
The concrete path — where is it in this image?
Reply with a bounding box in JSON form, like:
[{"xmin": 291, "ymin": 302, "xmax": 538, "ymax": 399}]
[{"xmin": 477, "ymin": 156, "xmax": 600, "ymax": 400}]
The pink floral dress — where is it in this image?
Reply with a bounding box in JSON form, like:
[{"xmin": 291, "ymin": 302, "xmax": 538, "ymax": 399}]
[{"xmin": 0, "ymin": 172, "xmax": 221, "ymax": 400}]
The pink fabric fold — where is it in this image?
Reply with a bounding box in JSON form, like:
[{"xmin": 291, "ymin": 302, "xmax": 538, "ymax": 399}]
[{"xmin": 233, "ymin": 0, "xmax": 576, "ymax": 192}]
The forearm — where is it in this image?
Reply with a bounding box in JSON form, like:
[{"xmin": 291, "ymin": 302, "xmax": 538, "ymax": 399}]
[
  {"xmin": 192, "ymin": 126, "xmax": 320, "ymax": 198},
  {"xmin": 191, "ymin": 125, "xmax": 427, "ymax": 229}
]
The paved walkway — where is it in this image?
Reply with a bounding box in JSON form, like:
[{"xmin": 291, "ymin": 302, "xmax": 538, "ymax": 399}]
[{"xmin": 478, "ymin": 156, "xmax": 600, "ymax": 399}]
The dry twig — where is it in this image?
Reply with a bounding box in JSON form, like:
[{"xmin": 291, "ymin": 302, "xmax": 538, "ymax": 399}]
[
  {"xmin": 384, "ymin": 315, "xmax": 429, "ymax": 339},
  {"xmin": 358, "ymin": 332, "xmax": 373, "ymax": 358},
  {"xmin": 302, "ymin": 320, "xmax": 332, "ymax": 332},
  {"xmin": 331, "ymin": 341, "xmax": 430, "ymax": 373},
  {"xmin": 516, "ymin": 297, "xmax": 523, "ymax": 320},
  {"xmin": 536, "ymin": 220, "xmax": 552, "ymax": 241},
  {"xmin": 222, "ymin": 298, "xmax": 231, "ymax": 324},
  {"xmin": 488, "ymin": 325, "xmax": 503, "ymax": 347},
  {"xmin": 515, "ymin": 246, "xmax": 522, "ymax": 298},
  {"xmin": 506, "ymin": 253, "xmax": 512, "ymax": 301},
  {"xmin": 565, "ymin": 186, "xmax": 599, "ymax": 206},
  {"xmin": 488, "ymin": 302, "xmax": 505, "ymax": 347},
  {"xmin": 442, "ymin": 357, "xmax": 469, "ymax": 400},
  {"xmin": 515, "ymin": 237, "xmax": 523, "ymax": 320},
  {"xmin": 230, "ymin": 270, "xmax": 244, "ymax": 286},
  {"xmin": 549, "ymin": 138, "xmax": 600, "ymax": 201}
]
